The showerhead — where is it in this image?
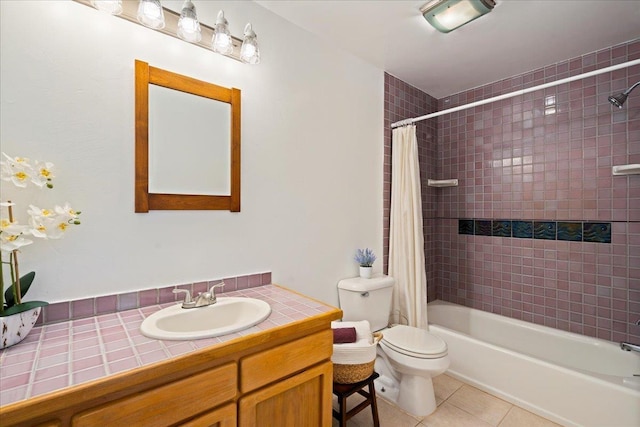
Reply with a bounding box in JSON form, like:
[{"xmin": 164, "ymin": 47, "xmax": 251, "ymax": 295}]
[
  {"xmin": 608, "ymin": 81, "xmax": 640, "ymax": 108},
  {"xmin": 608, "ymin": 93, "xmax": 628, "ymax": 108}
]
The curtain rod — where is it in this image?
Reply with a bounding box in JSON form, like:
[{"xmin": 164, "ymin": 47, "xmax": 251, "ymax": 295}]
[{"xmin": 391, "ymin": 58, "xmax": 640, "ymax": 129}]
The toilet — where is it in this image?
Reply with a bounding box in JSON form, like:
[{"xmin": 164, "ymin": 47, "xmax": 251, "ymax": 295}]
[{"xmin": 337, "ymin": 275, "xmax": 449, "ymax": 417}]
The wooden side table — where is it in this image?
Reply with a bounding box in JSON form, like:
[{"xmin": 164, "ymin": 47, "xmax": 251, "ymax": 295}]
[{"xmin": 332, "ymin": 371, "xmax": 380, "ymax": 427}]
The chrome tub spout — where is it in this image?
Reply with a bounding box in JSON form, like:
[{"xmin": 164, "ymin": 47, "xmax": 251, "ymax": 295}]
[{"xmin": 620, "ymin": 342, "xmax": 640, "ymax": 353}]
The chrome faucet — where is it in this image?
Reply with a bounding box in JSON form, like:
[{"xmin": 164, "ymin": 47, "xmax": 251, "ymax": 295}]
[
  {"xmin": 193, "ymin": 282, "xmax": 226, "ymax": 307},
  {"xmin": 173, "ymin": 283, "xmax": 226, "ymax": 309},
  {"xmin": 620, "ymin": 342, "xmax": 640, "ymax": 353}
]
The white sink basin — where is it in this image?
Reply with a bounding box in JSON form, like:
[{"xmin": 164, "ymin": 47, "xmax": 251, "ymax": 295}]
[{"xmin": 140, "ymin": 297, "xmax": 271, "ymax": 340}]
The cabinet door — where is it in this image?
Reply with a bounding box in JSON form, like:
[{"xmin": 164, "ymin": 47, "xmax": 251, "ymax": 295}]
[
  {"xmin": 238, "ymin": 361, "xmax": 333, "ymax": 427},
  {"xmin": 179, "ymin": 403, "xmax": 236, "ymax": 427}
]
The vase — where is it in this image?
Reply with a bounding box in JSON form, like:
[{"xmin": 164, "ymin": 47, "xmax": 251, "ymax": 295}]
[
  {"xmin": 359, "ymin": 266, "xmax": 373, "ymax": 279},
  {"xmin": 1, "ymin": 307, "xmax": 42, "ymax": 350}
]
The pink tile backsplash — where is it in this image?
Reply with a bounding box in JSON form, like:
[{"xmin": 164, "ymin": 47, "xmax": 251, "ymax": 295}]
[
  {"xmin": 385, "ymin": 39, "xmax": 640, "ymax": 344},
  {"xmin": 0, "ymin": 284, "xmax": 333, "ymax": 407},
  {"xmin": 36, "ymin": 272, "xmax": 272, "ymax": 326}
]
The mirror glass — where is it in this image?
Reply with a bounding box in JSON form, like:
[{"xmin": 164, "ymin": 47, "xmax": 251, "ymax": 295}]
[
  {"xmin": 135, "ymin": 60, "xmax": 241, "ymax": 212},
  {"xmin": 148, "ymin": 85, "xmax": 231, "ymax": 196}
]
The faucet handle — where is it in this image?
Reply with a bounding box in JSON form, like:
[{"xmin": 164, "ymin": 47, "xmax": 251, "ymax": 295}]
[
  {"xmin": 208, "ymin": 282, "xmax": 225, "ymax": 301},
  {"xmin": 173, "ymin": 289, "xmax": 196, "ymax": 308}
]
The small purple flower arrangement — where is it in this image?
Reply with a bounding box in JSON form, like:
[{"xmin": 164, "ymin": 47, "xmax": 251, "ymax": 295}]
[{"xmin": 354, "ymin": 248, "xmax": 376, "ymax": 267}]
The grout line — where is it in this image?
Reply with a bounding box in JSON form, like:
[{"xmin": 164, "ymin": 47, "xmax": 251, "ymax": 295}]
[{"xmin": 497, "ymin": 405, "xmax": 517, "ymax": 427}]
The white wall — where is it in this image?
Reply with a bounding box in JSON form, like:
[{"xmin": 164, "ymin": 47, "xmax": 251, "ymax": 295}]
[{"xmin": 0, "ymin": 1, "xmax": 384, "ymax": 306}]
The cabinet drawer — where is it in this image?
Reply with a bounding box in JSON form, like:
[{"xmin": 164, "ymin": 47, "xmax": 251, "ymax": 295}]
[
  {"xmin": 72, "ymin": 363, "xmax": 237, "ymax": 427},
  {"xmin": 240, "ymin": 330, "xmax": 332, "ymax": 393}
]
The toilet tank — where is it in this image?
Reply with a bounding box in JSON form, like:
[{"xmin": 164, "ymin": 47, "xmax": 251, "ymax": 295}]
[{"xmin": 337, "ymin": 275, "xmax": 395, "ymax": 332}]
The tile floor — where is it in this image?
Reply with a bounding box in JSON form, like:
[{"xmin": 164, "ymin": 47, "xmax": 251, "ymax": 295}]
[{"xmin": 332, "ymin": 374, "xmax": 563, "ymax": 427}]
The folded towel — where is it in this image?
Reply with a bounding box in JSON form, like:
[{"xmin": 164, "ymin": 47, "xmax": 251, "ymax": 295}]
[
  {"xmin": 331, "ymin": 320, "xmax": 372, "ymax": 343},
  {"xmin": 333, "ymin": 327, "xmax": 357, "ymax": 344}
]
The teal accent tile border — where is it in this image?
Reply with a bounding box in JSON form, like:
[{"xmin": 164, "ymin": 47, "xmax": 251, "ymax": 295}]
[
  {"xmin": 475, "ymin": 220, "xmax": 492, "ymax": 236},
  {"xmin": 512, "ymin": 221, "xmax": 533, "ymax": 238},
  {"xmin": 458, "ymin": 219, "xmax": 611, "ymax": 244},
  {"xmin": 534, "ymin": 221, "xmax": 556, "ymax": 240},
  {"xmin": 557, "ymin": 222, "xmax": 582, "ymax": 241},
  {"xmin": 583, "ymin": 222, "xmax": 612, "ymax": 243},
  {"xmin": 459, "ymin": 219, "xmax": 474, "ymax": 235},
  {"xmin": 492, "ymin": 220, "xmax": 512, "ymax": 237}
]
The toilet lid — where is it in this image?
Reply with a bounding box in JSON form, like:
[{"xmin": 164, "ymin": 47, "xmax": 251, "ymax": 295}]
[{"xmin": 381, "ymin": 325, "xmax": 448, "ymax": 358}]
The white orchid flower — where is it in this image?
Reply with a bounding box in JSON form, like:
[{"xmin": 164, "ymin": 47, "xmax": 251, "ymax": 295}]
[
  {"xmin": 0, "ymin": 217, "xmax": 33, "ymax": 253},
  {"xmin": 32, "ymin": 159, "xmax": 55, "ymax": 188},
  {"xmin": 27, "ymin": 205, "xmax": 56, "ymax": 238},
  {"xmin": 48, "ymin": 217, "xmax": 72, "ymax": 239},
  {"xmin": 27, "ymin": 204, "xmax": 56, "ymax": 219},
  {"xmin": 0, "ymin": 232, "xmax": 33, "ymax": 253},
  {"xmin": 27, "ymin": 209, "xmax": 55, "ymax": 239},
  {"xmin": 55, "ymin": 203, "xmax": 81, "ymax": 223},
  {"xmin": 30, "ymin": 214, "xmax": 69, "ymax": 239},
  {"xmin": 1, "ymin": 217, "xmax": 28, "ymax": 234},
  {"xmin": 1, "ymin": 152, "xmax": 34, "ymax": 188}
]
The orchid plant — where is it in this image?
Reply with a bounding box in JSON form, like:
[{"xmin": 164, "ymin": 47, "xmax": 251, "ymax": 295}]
[
  {"xmin": 0, "ymin": 152, "xmax": 81, "ymax": 316},
  {"xmin": 354, "ymin": 248, "xmax": 376, "ymax": 267}
]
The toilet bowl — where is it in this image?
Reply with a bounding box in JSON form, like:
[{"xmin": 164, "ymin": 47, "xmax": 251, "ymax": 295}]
[
  {"xmin": 337, "ymin": 275, "xmax": 450, "ymax": 417},
  {"xmin": 376, "ymin": 324, "xmax": 449, "ymax": 416}
]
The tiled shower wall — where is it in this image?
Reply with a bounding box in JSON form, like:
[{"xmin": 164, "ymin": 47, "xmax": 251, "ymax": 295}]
[
  {"xmin": 384, "ymin": 39, "xmax": 640, "ymax": 343},
  {"xmin": 383, "ymin": 74, "xmax": 438, "ymax": 300}
]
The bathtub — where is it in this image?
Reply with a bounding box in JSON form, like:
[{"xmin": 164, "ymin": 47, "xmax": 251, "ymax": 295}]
[{"xmin": 427, "ymin": 300, "xmax": 640, "ymax": 427}]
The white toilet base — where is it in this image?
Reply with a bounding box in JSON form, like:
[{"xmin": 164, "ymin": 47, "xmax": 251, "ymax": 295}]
[
  {"xmin": 374, "ymin": 354, "xmax": 441, "ymax": 417},
  {"xmin": 374, "ymin": 373, "xmax": 399, "ymax": 402},
  {"xmin": 397, "ymin": 374, "xmax": 437, "ymax": 416}
]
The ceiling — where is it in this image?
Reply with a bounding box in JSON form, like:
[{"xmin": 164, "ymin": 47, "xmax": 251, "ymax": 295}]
[{"xmin": 256, "ymin": 0, "xmax": 640, "ymax": 99}]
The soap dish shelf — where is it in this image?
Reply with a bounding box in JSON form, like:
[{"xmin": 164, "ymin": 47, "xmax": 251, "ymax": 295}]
[
  {"xmin": 427, "ymin": 179, "xmax": 458, "ymax": 187},
  {"xmin": 612, "ymin": 164, "xmax": 640, "ymax": 176}
]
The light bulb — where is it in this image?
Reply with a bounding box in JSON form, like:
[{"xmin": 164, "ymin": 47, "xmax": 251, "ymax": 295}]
[
  {"xmin": 91, "ymin": 0, "xmax": 123, "ymax": 15},
  {"xmin": 212, "ymin": 10, "xmax": 233, "ymax": 55},
  {"xmin": 240, "ymin": 23, "xmax": 260, "ymax": 65},
  {"xmin": 177, "ymin": 0, "xmax": 201, "ymax": 43},
  {"xmin": 137, "ymin": 0, "xmax": 165, "ymax": 30}
]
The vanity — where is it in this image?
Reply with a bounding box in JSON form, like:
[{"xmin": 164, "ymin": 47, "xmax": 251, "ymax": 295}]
[{"xmin": 0, "ymin": 285, "xmax": 342, "ymax": 426}]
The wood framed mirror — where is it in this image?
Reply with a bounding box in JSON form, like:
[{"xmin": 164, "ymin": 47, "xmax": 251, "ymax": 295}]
[{"xmin": 135, "ymin": 60, "xmax": 241, "ymax": 212}]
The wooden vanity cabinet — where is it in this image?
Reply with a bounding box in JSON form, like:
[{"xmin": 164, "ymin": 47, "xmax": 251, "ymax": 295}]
[{"xmin": 0, "ymin": 303, "xmax": 341, "ymax": 427}]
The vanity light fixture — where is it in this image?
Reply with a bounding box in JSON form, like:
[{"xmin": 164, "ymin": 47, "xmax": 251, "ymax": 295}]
[
  {"xmin": 240, "ymin": 23, "xmax": 260, "ymax": 64},
  {"xmin": 137, "ymin": 0, "xmax": 165, "ymax": 30},
  {"xmin": 421, "ymin": 0, "xmax": 496, "ymax": 33},
  {"xmin": 91, "ymin": 0, "xmax": 123, "ymax": 15},
  {"xmin": 75, "ymin": 0, "xmax": 260, "ymax": 64},
  {"xmin": 212, "ymin": 10, "xmax": 233, "ymax": 54},
  {"xmin": 177, "ymin": 0, "xmax": 201, "ymax": 43}
]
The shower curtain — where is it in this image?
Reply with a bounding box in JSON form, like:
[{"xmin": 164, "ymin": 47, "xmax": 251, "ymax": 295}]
[{"xmin": 389, "ymin": 124, "xmax": 428, "ymax": 329}]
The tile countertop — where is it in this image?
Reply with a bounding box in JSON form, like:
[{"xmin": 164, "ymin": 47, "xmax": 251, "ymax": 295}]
[{"xmin": 0, "ymin": 285, "xmax": 336, "ymax": 407}]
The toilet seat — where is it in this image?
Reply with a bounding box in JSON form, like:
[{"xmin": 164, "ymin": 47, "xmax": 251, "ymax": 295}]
[{"xmin": 381, "ymin": 325, "xmax": 447, "ymax": 359}]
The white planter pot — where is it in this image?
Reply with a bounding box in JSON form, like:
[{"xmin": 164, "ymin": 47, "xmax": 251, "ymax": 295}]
[
  {"xmin": 359, "ymin": 266, "xmax": 373, "ymax": 279},
  {"xmin": 1, "ymin": 307, "xmax": 42, "ymax": 349}
]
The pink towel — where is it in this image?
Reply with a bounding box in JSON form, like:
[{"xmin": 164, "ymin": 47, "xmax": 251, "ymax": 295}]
[{"xmin": 333, "ymin": 327, "xmax": 357, "ymax": 344}]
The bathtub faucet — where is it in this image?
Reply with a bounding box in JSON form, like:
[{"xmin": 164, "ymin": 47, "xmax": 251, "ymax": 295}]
[{"xmin": 620, "ymin": 342, "xmax": 640, "ymax": 353}]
